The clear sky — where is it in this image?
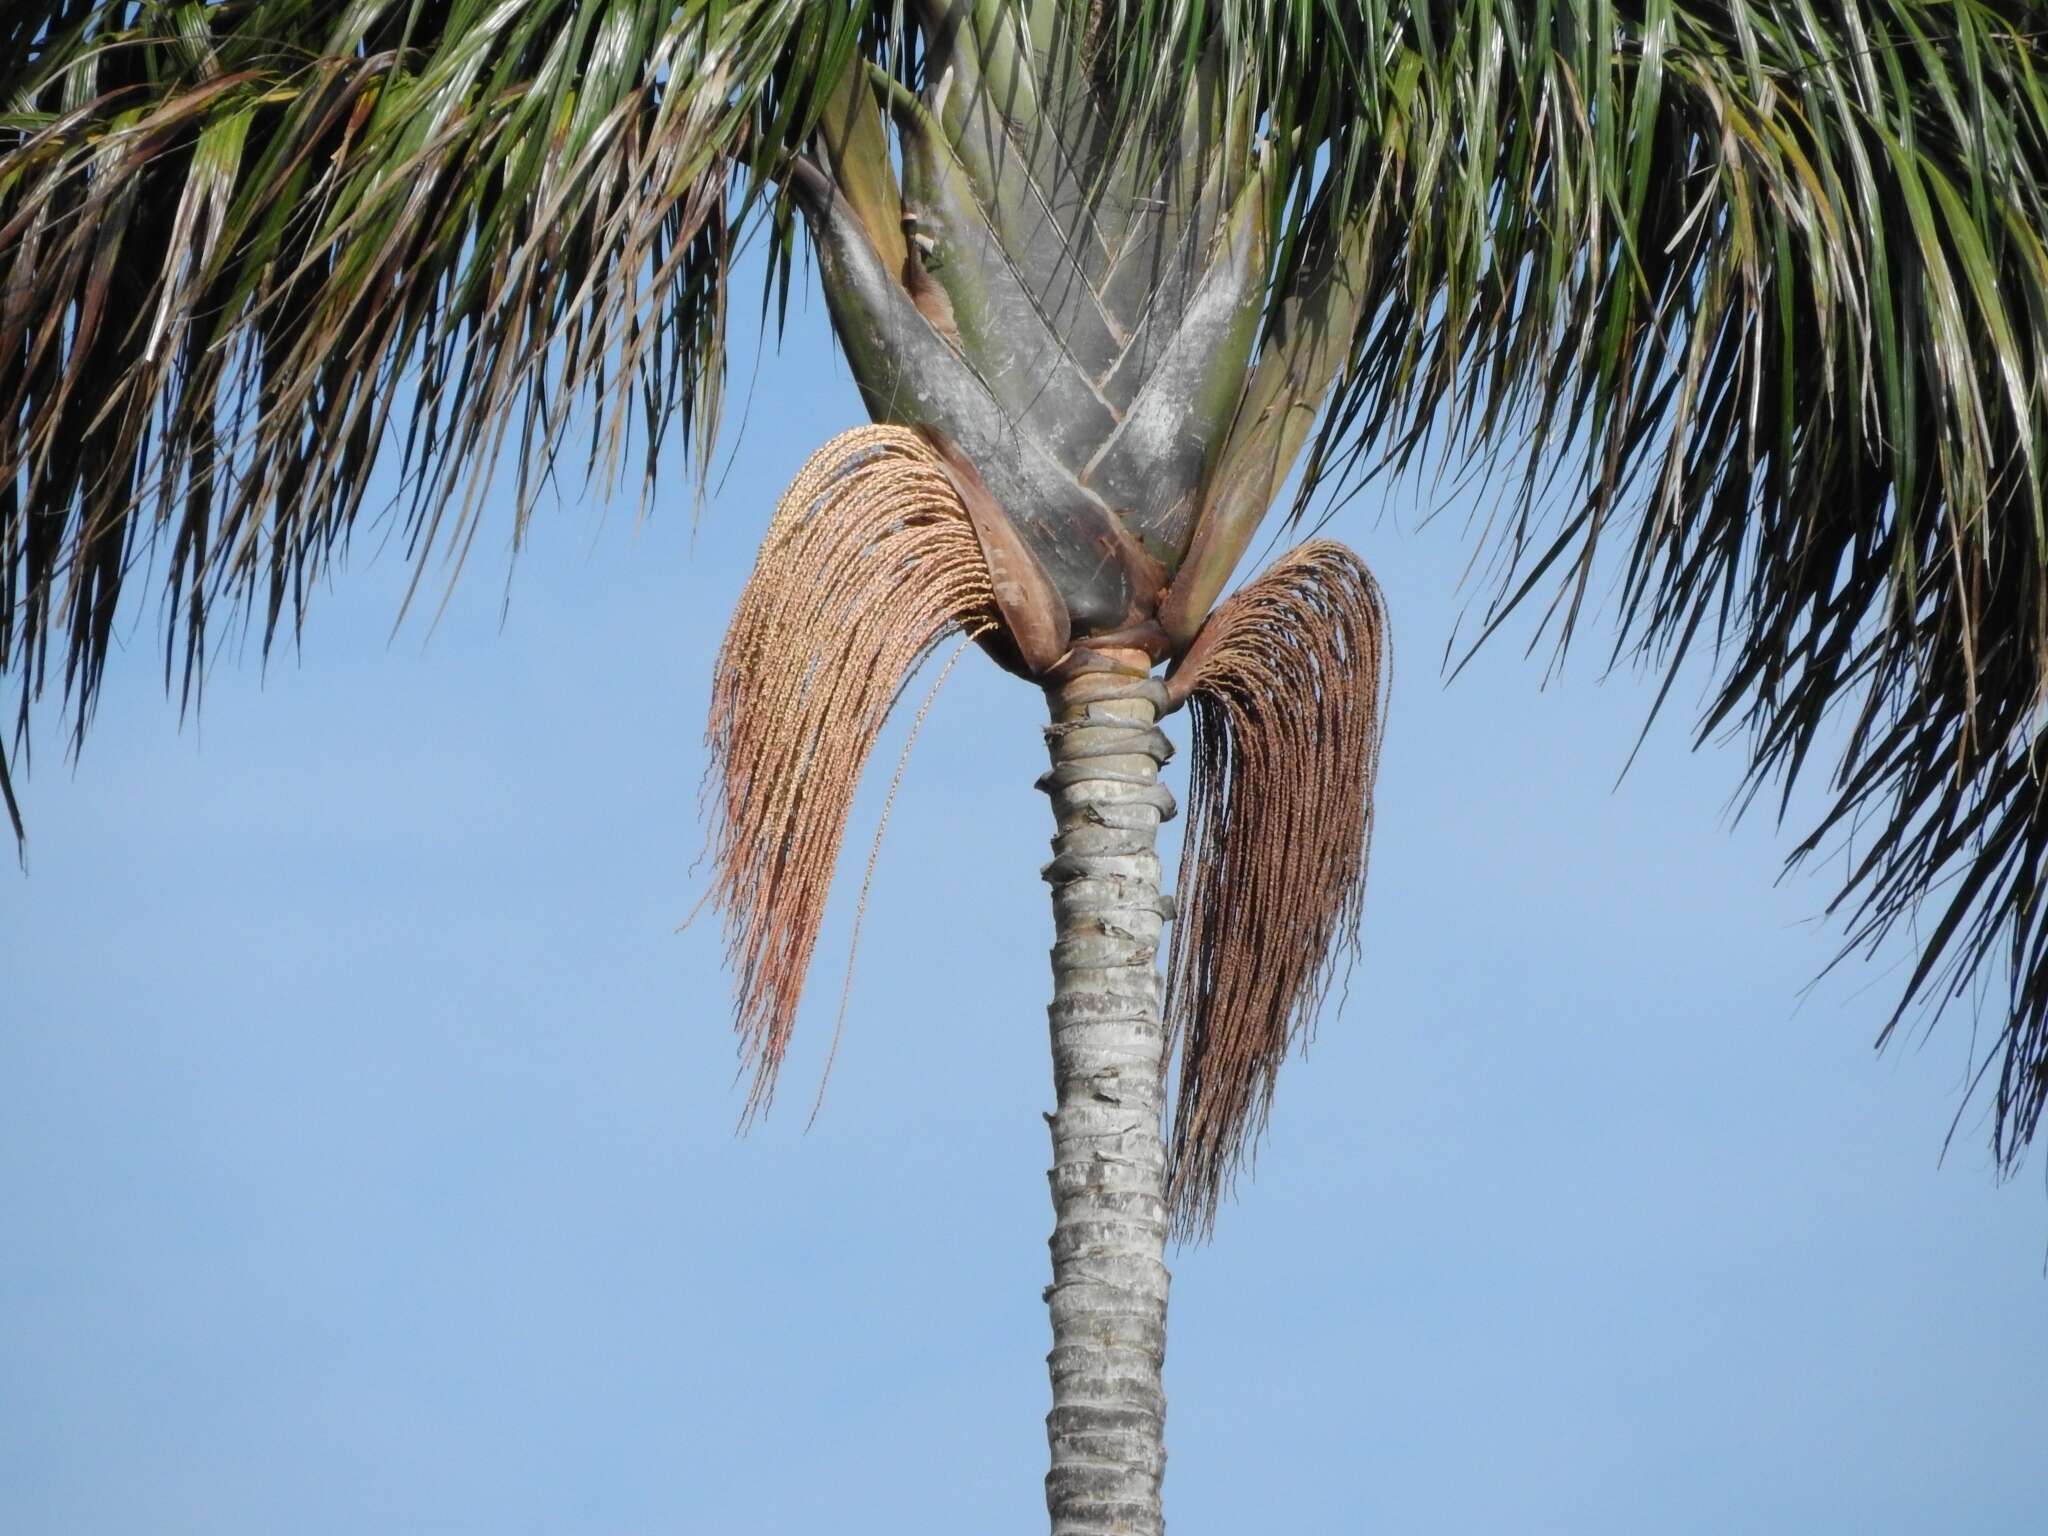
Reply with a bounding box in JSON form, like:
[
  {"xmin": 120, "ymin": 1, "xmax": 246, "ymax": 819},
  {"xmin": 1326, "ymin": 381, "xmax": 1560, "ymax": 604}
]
[{"xmin": 4, "ymin": 262, "xmax": 2045, "ymax": 1536}]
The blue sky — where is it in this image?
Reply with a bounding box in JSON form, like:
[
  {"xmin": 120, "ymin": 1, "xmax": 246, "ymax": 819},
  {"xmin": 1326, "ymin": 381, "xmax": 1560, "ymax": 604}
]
[{"xmin": 4, "ymin": 270, "xmax": 2045, "ymax": 1535}]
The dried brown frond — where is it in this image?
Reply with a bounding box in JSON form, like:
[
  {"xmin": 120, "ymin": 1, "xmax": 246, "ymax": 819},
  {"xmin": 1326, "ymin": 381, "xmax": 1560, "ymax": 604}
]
[
  {"xmin": 1163, "ymin": 540, "xmax": 1390, "ymax": 1239},
  {"xmin": 704, "ymin": 426, "xmax": 995, "ymax": 1117}
]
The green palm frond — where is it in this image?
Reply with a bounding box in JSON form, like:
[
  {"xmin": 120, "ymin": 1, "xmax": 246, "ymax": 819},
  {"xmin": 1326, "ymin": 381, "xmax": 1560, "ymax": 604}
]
[
  {"xmin": 1270, "ymin": 1, "xmax": 2048, "ymax": 1170},
  {"xmin": 9, "ymin": 2, "xmax": 2048, "ymax": 1173},
  {"xmin": 1, "ymin": 0, "xmax": 884, "ymax": 830}
]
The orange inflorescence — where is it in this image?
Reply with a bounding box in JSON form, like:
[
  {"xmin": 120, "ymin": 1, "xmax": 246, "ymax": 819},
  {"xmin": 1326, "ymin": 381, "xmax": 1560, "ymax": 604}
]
[
  {"xmin": 1163, "ymin": 540, "xmax": 1391, "ymax": 1238},
  {"xmin": 705, "ymin": 426, "xmax": 995, "ymax": 1118}
]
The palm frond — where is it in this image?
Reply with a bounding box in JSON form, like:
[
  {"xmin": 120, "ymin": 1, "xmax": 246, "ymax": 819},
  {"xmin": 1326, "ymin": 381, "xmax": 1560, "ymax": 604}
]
[
  {"xmin": 1264, "ymin": 1, "xmax": 2048, "ymax": 1170},
  {"xmin": 1, "ymin": 0, "xmax": 891, "ymax": 842}
]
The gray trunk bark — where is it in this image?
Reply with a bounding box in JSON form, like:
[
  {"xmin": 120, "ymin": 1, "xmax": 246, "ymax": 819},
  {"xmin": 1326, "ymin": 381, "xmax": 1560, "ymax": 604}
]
[{"xmin": 1038, "ymin": 655, "xmax": 1176, "ymax": 1536}]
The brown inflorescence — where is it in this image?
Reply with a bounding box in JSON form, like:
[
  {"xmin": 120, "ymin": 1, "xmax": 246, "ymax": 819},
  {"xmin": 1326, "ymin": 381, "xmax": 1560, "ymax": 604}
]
[
  {"xmin": 1162, "ymin": 540, "xmax": 1391, "ymax": 1239},
  {"xmin": 705, "ymin": 426, "xmax": 996, "ymax": 1117}
]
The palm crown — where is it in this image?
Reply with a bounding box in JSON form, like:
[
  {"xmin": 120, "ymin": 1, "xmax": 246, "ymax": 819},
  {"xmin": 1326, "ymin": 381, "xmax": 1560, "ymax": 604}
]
[
  {"xmin": 12, "ymin": 0, "xmax": 2048, "ymax": 1170},
  {"xmin": 8, "ymin": 3, "xmax": 2048, "ymax": 1529}
]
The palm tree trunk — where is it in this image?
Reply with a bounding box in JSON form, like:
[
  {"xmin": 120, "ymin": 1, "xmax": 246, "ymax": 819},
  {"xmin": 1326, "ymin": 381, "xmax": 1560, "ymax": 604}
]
[{"xmin": 1038, "ymin": 651, "xmax": 1176, "ymax": 1536}]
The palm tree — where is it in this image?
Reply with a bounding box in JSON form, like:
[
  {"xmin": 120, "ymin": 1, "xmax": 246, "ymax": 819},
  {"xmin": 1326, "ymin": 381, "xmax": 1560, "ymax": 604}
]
[{"xmin": 6, "ymin": 3, "xmax": 2047, "ymax": 1530}]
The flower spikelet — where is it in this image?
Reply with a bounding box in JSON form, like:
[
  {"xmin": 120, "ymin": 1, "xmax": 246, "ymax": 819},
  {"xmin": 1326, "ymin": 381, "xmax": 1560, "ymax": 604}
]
[
  {"xmin": 1164, "ymin": 540, "xmax": 1390, "ymax": 1238},
  {"xmin": 706, "ymin": 427, "xmax": 995, "ymax": 1115}
]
